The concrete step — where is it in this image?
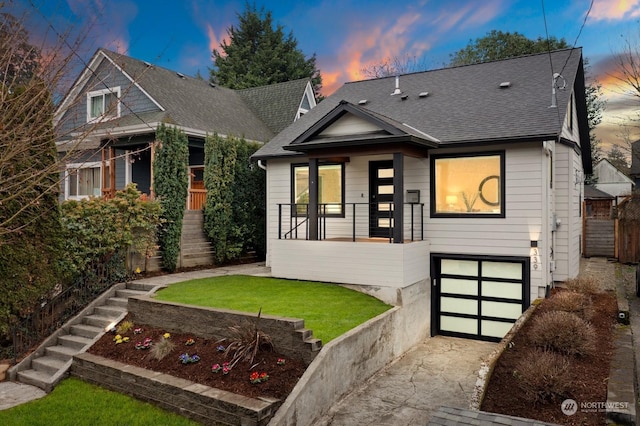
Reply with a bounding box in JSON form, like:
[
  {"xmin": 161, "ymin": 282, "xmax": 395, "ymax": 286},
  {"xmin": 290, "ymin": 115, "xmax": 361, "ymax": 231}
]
[
  {"xmin": 126, "ymin": 282, "xmax": 157, "ymax": 292},
  {"xmin": 17, "ymin": 369, "xmax": 54, "ymax": 390},
  {"xmin": 94, "ymin": 305, "xmax": 126, "ymax": 319},
  {"xmin": 70, "ymin": 323, "xmax": 103, "ymax": 339},
  {"xmin": 295, "ymin": 328, "xmax": 313, "ymax": 340},
  {"xmin": 58, "ymin": 334, "xmax": 92, "ymax": 351},
  {"xmin": 180, "ymin": 234, "xmax": 208, "ymax": 242},
  {"xmin": 305, "ymin": 338, "xmax": 322, "ymax": 352},
  {"xmin": 115, "ymin": 288, "xmax": 148, "ymax": 299},
  {"xmin": 45, "ymin": 345, "xmax": 77, "ymax": 362},
  {"xmin": 181, "ymin": 245, "xmax": 213, "ymax": 255},
  {"xmin": 83, "ymin": 314, "xmax": 116, "ymax": 329},
  {"xmin": 32, "ymin": 356, "xmax": 66, "ymax": 376},
  {"xmin": 106, "ymin": 297, "xmax": 129, "ymax": 308},
  {"xmin": 181, "ymin": 255, "xmax": 215, "ymax": 268}
]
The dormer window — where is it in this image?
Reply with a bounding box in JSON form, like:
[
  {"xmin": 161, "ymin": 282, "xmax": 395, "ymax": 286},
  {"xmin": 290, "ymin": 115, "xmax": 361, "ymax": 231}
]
[{"xmin": 87, "ymin": 87, "xmax": 120, "ymax": 122}]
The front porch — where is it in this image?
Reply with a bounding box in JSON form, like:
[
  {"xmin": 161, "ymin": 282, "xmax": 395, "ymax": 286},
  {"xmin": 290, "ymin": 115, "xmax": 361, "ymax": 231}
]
[{"xmin": 99, "ymin": 145, "xmax": 207, "ymax": 210}]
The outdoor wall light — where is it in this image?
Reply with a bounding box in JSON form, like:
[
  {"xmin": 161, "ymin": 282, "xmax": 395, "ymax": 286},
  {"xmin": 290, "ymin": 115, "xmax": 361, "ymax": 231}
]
[{"xmin": 530, "ymin": 240, "xmax": 538, "ymax": 248}]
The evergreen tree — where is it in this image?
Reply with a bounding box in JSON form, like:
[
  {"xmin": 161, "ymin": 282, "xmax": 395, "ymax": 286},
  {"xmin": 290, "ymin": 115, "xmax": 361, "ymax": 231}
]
[
  {"xmin": 153, "ymin": 124, "xmax": 189, "ymax": 272},
  {"xmin": 210, "ymin": 2, "xmax": 322, "ymax": 96},
  {"xmin": 203, "ymin": 134, "xmax": 265, "ymax": 264},
  {"xmin": 0, "ymin": 79, "xmax": 65, "ymax": 336}
]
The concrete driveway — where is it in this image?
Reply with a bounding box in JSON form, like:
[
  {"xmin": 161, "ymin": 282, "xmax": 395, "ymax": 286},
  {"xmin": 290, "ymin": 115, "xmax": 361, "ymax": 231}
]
[{"xmin": 315, "ymin": 336, "xmax": 496, "ymax": 426}]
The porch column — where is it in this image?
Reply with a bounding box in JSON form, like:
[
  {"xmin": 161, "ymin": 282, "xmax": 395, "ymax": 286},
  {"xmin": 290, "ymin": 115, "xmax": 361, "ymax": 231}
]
[
  {"xmin": 149, "ymin": 141, "xmax": 156, "ymax": 199},
  {"xmin": 393, "ymin": 152, "xmax": 404, "ymax": 243},
  {"xmin": 308, "ymin": 158, "xmax": 319, "ymax": 240}
]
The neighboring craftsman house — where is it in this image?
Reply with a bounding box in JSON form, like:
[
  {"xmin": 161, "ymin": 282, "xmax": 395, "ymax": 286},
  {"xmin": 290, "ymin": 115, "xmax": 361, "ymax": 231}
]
[
  {"xmin": 252, "ymin": 48, "xmax": 591, "ymax": 341},
  {"xmin": 54, "ymin": 48, "xmax": 316, "ymax": 208}
]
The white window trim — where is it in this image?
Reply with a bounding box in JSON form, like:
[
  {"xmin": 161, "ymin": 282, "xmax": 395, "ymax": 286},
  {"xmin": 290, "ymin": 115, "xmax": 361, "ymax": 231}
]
[
  {"xmin": 65, "ymin": 161, "xmax": 102, "ymax": 200},
  {"xmin": 86, "ymin": 86, "xmax": 121, "ymax": 123}
]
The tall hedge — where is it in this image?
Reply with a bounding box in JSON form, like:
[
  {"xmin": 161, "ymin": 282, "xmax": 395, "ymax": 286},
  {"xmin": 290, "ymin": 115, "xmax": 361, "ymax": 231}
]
[
  {"xmin": 153, "ymin": 124, "xmax": 189, "ymax": 271},
  {"xmin": 204, "ymin": 133, "xmax": 265, "ymax": 264},
  {"xmin": 0, "ymin": 83, "xmax": 65, "ymax": 337}
]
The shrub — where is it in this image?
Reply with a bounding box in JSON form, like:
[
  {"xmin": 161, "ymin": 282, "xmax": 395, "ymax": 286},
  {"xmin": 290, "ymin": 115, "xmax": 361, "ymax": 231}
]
[
  {"xmin": 514, "ymin": 348, "xmax": 572, "ymax": 403},
  {"xmin": 116, "ymin": 320, "xmax": 134, "ymax": 335},
  {"xmin": 563, "ymin": 276, "xmax": 600, "ymax": 294},
  {"xmin": 60, "ymin": 184, "xmax": 162, "ymax": 279},
  {"xmin": 150, "ymin": 337, "xmax": 175, "ymax": 360},
  {"xmin": 153, "ymin": 124, "xmax": 189, "ymax": 272},
  {"xmin": 545, "ymin": 290, "xmax": 593, "ymax": 320},
  {"xmin": 529, "ymin": 311, "xmax": 596, "ymax": 357},
  {"xmin": 204, "ymin": 133, "xmax": 265, "ymax": 264}
]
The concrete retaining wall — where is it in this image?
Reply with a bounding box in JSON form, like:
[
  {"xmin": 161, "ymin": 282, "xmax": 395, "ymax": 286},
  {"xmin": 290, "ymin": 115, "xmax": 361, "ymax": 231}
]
[
  {"xmin": 72, "ymin": 352, "xmax": 279, "ymax": 426},
  {"xmin": 268, "ymin": 278, "xmax": 431, "ymax": 426},
  {"xmin": 128, "ymin": 296, "xmax": 320, "ymax": 365}
]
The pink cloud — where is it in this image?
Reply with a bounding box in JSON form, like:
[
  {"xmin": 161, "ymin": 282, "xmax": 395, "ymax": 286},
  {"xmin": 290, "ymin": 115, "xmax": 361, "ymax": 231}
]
[
  {"xmin": 590, "ymin": 0, "xmax": 640, "ymax": 21},
  {"xmin": 318, "ymin": 1, "xmax": 503, "ymax": 96},
  {"xmin": 206, "ymin": 23, "xmax": 230, "ymax": 56}
]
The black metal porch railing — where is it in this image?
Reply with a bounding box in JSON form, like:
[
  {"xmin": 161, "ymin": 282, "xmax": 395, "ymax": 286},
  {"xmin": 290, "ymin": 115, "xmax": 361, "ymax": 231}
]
[{"xmin": 278, "ymin": 203, "xmax": 424, "ymax": 243}]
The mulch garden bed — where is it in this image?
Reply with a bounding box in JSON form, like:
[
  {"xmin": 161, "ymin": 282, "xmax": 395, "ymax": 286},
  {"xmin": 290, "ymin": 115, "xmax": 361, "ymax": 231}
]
[
  {"xmin": 87, "ymin": 317, "xmax": 307, "ymax": 400},
  {"xmin": 481, "ymin": 288, "xmax": 618, "ymax": 425}
]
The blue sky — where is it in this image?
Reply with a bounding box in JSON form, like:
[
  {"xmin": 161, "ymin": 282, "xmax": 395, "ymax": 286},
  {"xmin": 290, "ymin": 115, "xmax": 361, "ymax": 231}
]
[{"xmin": 18, "ymin": 0, "xmax": 640, "ymax": 152}]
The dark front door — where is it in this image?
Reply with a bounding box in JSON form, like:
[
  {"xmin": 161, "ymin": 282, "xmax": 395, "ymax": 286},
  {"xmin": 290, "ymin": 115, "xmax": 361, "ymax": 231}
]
[{"xmin": 369, "ymin": 160, "xmax": 394, "ymax": 238}]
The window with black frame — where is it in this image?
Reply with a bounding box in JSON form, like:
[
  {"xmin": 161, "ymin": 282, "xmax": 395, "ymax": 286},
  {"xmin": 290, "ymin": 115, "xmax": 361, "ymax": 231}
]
[
  {"xmin": 431, "ymin": 152, "xmax": 505, "ymax": 217},
  {"xmin": 292, "ymin": 163, "xmax": 344, "ymax": 216}
]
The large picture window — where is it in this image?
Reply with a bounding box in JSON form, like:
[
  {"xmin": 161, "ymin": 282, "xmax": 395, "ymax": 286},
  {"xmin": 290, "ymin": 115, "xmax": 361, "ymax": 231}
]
[
  {"xmin": 87, "ymin": 87, "xmax": 120, "ymax": 122},
  {"xmin": 292, "ymin": 163, "xmax": 344, "ymax": 216},
  {"xmin": 431, "ymin": 152, "xmax": 505, "ymax": 217}
]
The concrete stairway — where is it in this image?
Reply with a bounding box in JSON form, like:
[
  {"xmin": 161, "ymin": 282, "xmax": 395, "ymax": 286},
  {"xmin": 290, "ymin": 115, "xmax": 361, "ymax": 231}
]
[
  {"xmin": 179, "ymin": 210, "xmax": 214, "ymax": 268},
  {"xmin": 144, "ymin": 210, "xmax": 214, "ymax": 272},
  {"xmin": 11, "ymin": 281, "xmax": 159, "ymax": 392}
]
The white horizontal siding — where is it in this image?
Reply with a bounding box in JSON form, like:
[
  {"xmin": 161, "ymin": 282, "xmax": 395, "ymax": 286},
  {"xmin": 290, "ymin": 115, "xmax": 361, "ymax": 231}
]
[
  {"xmin": 427, "ymin": 144, "xmax": 542, "ymax": 260},
  {"xmin": 270, "ymin": 239, "xmax": 430, "ymax": 293}
]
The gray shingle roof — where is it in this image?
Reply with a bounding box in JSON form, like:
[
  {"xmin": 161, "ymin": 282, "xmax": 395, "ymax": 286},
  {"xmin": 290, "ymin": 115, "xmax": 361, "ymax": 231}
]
[
  {"xmin": 238, "ymin": 78, "xmax": 311, "ymax": 134},
  {"xmin": 100, "ymin": 49, "xmax": 275, "ymax": 142},
  {"xmin": 253, "ymin": 48, "xmax": 588, "ymax": 160},
  {"xmin": 585, "ymin": 184, "xmax": 614, "ymax": 199}
]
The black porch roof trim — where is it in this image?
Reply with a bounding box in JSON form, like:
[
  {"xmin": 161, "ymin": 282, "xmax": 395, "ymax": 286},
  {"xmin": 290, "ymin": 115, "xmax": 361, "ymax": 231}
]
[{"xmin": 283, "ymin": 133, "xmax": 438, "ymax": 153}]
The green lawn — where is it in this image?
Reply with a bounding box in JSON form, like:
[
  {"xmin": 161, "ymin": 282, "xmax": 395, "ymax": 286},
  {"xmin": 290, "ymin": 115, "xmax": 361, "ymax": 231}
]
[
  {"xmin": 154, "ymin": 275, "xmax": 392, "ymax": 342},
  {"xmin": 0, "ymin": 377, "xmax": 197, "ymax": 426}
]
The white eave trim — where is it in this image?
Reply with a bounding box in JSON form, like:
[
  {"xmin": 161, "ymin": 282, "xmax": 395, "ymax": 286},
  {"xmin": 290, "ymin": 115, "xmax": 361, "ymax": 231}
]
[
  {"xmin": 56, "ymin": 122, "xmax": 266, "ymax": 147},
  {"xmin": 53, "ymin": 50, "xmax": 165, "ymax": 127}
]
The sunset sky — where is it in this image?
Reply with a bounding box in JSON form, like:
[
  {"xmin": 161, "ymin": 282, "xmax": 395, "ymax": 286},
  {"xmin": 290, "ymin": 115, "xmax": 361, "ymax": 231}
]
[{"xmin": 17, "ymin": 0, "xmax": 640, "ymax": 157}]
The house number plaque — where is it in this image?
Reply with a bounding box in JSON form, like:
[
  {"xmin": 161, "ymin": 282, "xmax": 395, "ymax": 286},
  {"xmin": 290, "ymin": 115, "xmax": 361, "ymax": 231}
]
[{"xmin": 530, "ymin": 248, "xmax": 541, "ymax": 270}]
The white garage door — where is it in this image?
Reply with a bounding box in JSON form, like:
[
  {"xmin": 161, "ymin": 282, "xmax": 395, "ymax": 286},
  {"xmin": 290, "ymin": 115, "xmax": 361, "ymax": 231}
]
[{"xmin": 431, "ymin": 255, "xmax": 529, "ymax": 341}]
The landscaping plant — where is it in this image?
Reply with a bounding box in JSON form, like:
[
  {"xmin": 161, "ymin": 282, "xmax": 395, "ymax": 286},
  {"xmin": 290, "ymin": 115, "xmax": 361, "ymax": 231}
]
[
  {"xmin": 153, "ymin": 124, "xmax": 189, "ymax": 272},
  {"xmin": 529, "ymin": 310, "xmax": 597, "ymax": 357},
  {"xmin": 218, "ymin": 308, "xmax": 274, "ymax": 369},
  {"xmin": 514, "ymin": 348, "xmax": 572, "ymax": 403}
]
